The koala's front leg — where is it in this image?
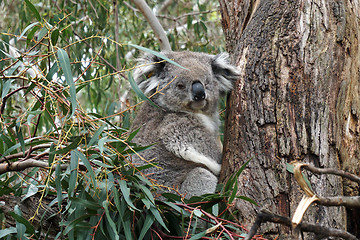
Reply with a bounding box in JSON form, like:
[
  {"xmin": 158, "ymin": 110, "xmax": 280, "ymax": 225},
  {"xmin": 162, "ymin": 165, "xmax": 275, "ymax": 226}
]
[
  {"xmin": 160, "ymin": 117, "xmax": 222, "ymax": 176},
  {"xmin": 177, "ymin": 147, "xmax": 221, "ymax": 175}
]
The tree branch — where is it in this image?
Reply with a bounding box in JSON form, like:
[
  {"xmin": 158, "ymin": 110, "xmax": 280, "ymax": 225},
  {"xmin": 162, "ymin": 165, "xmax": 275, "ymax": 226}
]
[
  {"xmin": 317, "ymin": 196, "xmax": 360, "ymax": 208},
  {"xmin": 0, "ymin": 144, "xmax": 52, "ymax": 163},
  {"xmin": 245, "ymin": 209, "xmax": 358, "ymax": 240},
  {"xmin": 0, "ymin": 158, "xmax": 68, "ymax": 174},
  {"xmin": 130, "ymin": 0, "xmax": 171, "ymax": 51},
  {"xmin": 302, "ymin": 163, "xmax": 360, "ymax": 184},
  {"xmin": 157, "ymin": 0, "xmax": 173, "ymax": 13}
]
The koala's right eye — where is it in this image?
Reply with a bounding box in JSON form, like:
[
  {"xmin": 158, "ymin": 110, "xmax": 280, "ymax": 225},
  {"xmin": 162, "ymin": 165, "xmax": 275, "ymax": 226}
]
[{"xmin": 177, "ymin": 84, "xmax": 186, "ymax": 90}]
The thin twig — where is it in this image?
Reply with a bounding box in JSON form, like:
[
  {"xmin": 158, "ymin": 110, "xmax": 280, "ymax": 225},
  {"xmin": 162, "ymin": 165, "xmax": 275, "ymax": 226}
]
[
  {"xmin": 302, "ymin": 164, "xmax": 360, "ymax": 184},
  {"xmin": 157, "ymin": 9, "xmax": 218, "ymax": 22},
  {"xmin": 0, "ymin": 86, "xmax": 29, "ymax": 115},
  {"xmin": 175, "ymin": 203, "xmax": 235, "ymax": 240}
]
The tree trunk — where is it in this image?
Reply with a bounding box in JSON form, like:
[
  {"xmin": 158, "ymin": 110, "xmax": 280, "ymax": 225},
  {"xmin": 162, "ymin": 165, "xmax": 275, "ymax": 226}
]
[{"xmin": 219, "ymin": 0, "xmax": 360, "ymax": 238}]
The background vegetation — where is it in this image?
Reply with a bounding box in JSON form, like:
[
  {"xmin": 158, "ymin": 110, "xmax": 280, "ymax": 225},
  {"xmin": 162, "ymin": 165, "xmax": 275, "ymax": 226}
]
[{"xmin": 0, "ymin": 0, "xmax": 257, "ymax": 239}]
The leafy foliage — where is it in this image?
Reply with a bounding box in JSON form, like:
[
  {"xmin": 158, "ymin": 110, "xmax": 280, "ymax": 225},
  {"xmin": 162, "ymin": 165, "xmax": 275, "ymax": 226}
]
[{"xmin": 0, "ymin": 1, "xmax": 256, "ymax": 239}]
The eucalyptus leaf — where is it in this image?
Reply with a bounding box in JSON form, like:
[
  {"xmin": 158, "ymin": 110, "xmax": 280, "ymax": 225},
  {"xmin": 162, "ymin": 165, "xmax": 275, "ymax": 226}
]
[
  {"xmin": 57, "ymin": 48, "xmax": 77, "ymax": 118},
  {"xmin": 128, "ymin": 43, "xmax": 188, "ymax": 70},
  {"xmin": 24, "ymin": 0, "xmax": 41, "ymax": 21},
  {"xmin": 128, "ymin": 71, "xmax": 158, "ymax": 108},
  {"xmin": 19, "ymin": 22, "xmax": 39, "ymax": 41},
  {"xmin": 138, "ymin": 214, "xmax": 154, "ymax": 240},
  {"xmin": 119, "ymin": 180, "xmax": 139, "ymax": 211}
]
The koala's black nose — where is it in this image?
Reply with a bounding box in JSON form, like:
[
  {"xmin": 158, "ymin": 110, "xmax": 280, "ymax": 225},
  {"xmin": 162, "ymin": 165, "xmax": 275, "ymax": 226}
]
[{"xmin": 192, "ymin": 81, "xmax": 205, "ymax": 101}]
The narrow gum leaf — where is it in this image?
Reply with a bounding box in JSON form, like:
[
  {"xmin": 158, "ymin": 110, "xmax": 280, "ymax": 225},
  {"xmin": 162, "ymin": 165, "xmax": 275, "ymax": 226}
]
[
  {"xmin": 128, "ymin": 43, "xmax": 188, "ymax": 70},
  {"xmin": 24, "ymin": 0, "xmax": 41, "ymax": 21},
  {"xmin": 57, "ymin": 48, "xmax": 77, "ymax": 118}
]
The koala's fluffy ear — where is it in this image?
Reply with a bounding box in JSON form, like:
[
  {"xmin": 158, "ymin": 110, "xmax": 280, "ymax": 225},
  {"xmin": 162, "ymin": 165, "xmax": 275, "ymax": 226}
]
[
  {"xmin": 133, "ymin": 53, "xmax": 166, "ymax": 95},
  {"xmin": 211, "ymin": 52, "xmax": 240, "ymax": 93}
]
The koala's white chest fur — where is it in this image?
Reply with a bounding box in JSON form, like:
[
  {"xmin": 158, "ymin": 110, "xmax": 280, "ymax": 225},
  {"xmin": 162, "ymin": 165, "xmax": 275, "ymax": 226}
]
[{"xmin": 194, "ymin": 113, "xmax": 219, "ymax": 133}]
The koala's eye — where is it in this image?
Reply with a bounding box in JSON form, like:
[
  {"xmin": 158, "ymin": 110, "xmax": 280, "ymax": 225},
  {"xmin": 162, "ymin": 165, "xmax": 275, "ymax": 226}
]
[{"xmin": 177, "ymin": 84, "xmax": 186, "ymax": 90}]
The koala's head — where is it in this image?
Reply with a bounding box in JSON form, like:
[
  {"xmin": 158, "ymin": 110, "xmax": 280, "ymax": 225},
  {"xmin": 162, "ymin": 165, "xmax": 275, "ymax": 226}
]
[{"xmin": 134, "ymin": 51, "xmax": 240, "ymax": 114}]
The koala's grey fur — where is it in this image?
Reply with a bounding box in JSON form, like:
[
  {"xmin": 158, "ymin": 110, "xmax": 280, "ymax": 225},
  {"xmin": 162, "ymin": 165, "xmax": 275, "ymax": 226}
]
[{"xmin": 131, "ymin": 51, "xmax": 239, "ymax": 198}]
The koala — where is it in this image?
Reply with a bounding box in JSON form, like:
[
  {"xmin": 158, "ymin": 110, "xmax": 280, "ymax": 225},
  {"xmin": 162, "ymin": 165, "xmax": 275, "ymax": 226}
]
[{"xmin": 131, "ymin": 51, "xmax": 239, "ymax": 198}]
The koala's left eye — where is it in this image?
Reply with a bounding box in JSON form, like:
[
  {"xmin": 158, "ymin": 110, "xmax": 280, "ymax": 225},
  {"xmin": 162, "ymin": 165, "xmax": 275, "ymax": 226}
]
[{"xmin": 177, "ymin": 84, "xmax": 186, "ymax": 90}]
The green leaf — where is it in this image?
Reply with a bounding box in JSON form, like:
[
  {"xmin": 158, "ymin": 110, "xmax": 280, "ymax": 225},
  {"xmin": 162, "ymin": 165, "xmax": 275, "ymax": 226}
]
[
  {"xmin": 13, "ymin": 207, "xmax": 28, "ymax": 238},
  {"xmin": 223, "ymin": 159, "xmax": 251, "ymax": 204},
  {"xmin": 48, "ymin": 144, "xmax": 55, "ymax": 166},
  {"xmin": 9, "ymin": 209, "xmax": 35, "ymax": 235},
  {"xmin": 24, "ymin": 0, "xmax": 41, "ymax": 21},
  {"xmin": 68, "ymin": 197, "xmax": 101, "ymax": 210},
  {"xmin": 0, "ymin": 134, "xmax": 14, "ymax": 148},
  {"xmin": 55, "ymin": 164, "xmax": 63, "ymax": 210},
  {"xmin": 7, "ymin": 61, "xmax": 22, "ymax": 75},
  {"xmin": 237, "ymin": 196, "xmax": 258, "ymax": 206},
  {"xmin": 150, "ymin": 206, "xmax": 169, "ymax": 232},
  {"xmin": 88, "ymin": 125, "xmax": 106, "ymax": 146},
  {"xmin": 26, "ymin": 25, "xmax": 39, "ymax": 45},
  {"xmin": 22, "ymin": 183, "xmax": 38, "ymax": 201},
  {"xmin": 23, "ymin": 82, "xmax": 37, "ymax": 96},
  {"xmin": 229, "ymin": 175, "xmax": 238, "ymax": 204},
  {"xmin": 57, "ymin": 48, "xmax": 77, "ymax": 118},
  {"xmin": 19, "ymin": 22, "xmax": 39, "ymax": 40},
  {"xmin": 98, "ymin": 137, "xmax": 112, "ymax": 154},
  {"xmin": 0, "ymin": 137, "xmax": 37, "ymax": 159},
  {"xmin": 162, "ymin": 202, "xmax": 186, "ymax": 215},
  {"xmin": 224, "ymin": 159, "xmax": 251, "ymax": 194},
  {"xmin": 128, "ymin": 43, "xmax": 188, "ymax": 70},
  {"xmin": 138, "ymin": 214, "xmax": 154, "ymax": 240},
  {"xmin": 286, "ymin": 163, "xmax": 294, "ymax": 173},
  {"xmin": 15, "ymin": 122, "xmax": 25, "ymax": 154},
  {"xmin": 0, "ymin": 227, "xmax": 17, "ymax": 238},
  {"xmin": 74, "ymin": 150, "xmax": 96, "ymax": 187},
  {"xmin": 63, "ymin": 215, "xmax": 93, "ymax": 235},
  {"xmin": 119, "ymin": 180, "xmax": 139, "ymax": 211},
  {"xmin": 53, "ymin": 136, "xmax": 82, "ymax": 155},
  {"xmin": 1, "ymin": 79, "xmax": 12, "ymax": 99},
  {"xmin": 37, "ymin": 26, "xmax": 48, "ymax": 41},
  {"xmin": 189, "ymin": 230, "xmax": 207, "ymax": 240},
  {"xmin": 123, "ymin": 219, "xmax": 133, "ymax": 240},
  {"xmin": 51, "ymin": 29, "xmax": 60, "ymax": 45},
  {"xmin": 127, "ymin": 128, "xmax": 140, "ymax": 142},
  {"xmin": 141, "ymin": 198, "xmax": 151, "ymax": 209},
  {"xmin": 138, "ymin": 184, "xmax": 155, "ymax": 205},
  {"xmin": 68, "ymin": 150, "xmax": 79, "ymax": 197},
  {"xmin": 103, "ymin": 201, "xmax": 119, "ymax": 240},
  {"xmin": 128, "ymin": 71, "xmax": 158, "ymax": 108},
  {"xmin": 46, "ymin": 63, "xmax": 58, "ymax": 81}
]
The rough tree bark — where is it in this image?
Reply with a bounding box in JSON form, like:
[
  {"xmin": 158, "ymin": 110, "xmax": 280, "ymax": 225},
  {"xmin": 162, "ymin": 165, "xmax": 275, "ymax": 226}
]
[{"xmin": 219, "ymin": 0, "xmax": 360, "ymax": 239}]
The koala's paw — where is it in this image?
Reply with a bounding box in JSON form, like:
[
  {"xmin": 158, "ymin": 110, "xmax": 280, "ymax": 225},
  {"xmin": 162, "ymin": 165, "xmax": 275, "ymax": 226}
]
[
  {"xmin": 180, "ymin": 167, "xmax": 218, "ymax": 198},
  {"xmin": 212, "ymin": 163, "xmax": 221, "ymax": 176},
  {"xmin": 178, "ymin": 147, "xmax": 221, "ymax": 175}
]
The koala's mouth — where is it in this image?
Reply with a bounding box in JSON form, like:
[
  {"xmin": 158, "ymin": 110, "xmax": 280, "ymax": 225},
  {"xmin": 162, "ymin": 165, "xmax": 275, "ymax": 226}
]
[{"xmin": 189, "ymin": 99, "xmax": 207, "ymax": 111}]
